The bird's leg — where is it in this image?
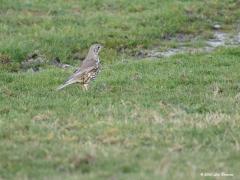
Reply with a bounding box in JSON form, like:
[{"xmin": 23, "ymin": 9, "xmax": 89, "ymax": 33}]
[{"xmin": 83, "ymin": 84, "xmax": 89, "ymax": 91}]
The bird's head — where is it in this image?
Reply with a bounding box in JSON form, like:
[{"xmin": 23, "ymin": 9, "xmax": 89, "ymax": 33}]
[{"xmin": 90, "ymin": 44, "xmax": 103, "ymax": 55}]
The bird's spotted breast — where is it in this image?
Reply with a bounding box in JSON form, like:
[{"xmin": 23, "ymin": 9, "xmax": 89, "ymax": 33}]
[
  {"xmin": 90, "ymin": 69, "xmax": 99, "ymax": 81},
  {"xmin": 82, "ymin": 67, "xmax": 100, "ymax": 84}
]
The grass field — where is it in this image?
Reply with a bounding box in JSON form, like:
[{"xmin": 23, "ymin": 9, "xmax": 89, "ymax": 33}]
[
  {"xmin": 0, "ymin": 0, "xmax": 240, "ymax": 64},
  {"xmin": 0, "ymin": 0, "xmax": 240, "ymax": 180}
]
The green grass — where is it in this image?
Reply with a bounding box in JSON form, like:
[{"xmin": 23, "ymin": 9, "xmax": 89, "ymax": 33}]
[
  {"xmin": 1, "ymin": 47, "xmax": 240, "ymax": 179},
  {"xmin": 0, "ymin": 0, "xmax": 240, "ymax": 63},
  {"xmin": 1, "ymin": 0, "xmax": 240, "ymax": 179}
]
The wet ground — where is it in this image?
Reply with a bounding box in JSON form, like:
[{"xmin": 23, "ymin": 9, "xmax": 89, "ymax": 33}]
[{"xmin": 138, "ymin": 31, "xmax": 240, "ymax": 59}]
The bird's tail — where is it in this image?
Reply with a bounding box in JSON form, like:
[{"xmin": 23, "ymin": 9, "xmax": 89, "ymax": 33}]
[{"xmin": 56, "ymin": 81, "xmax": 74, "ymax": 91}]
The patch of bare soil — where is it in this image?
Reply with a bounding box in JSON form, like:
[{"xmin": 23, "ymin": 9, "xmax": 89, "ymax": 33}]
[{"xmin": 135, "ymin": 31, "xmax": 240, "ymax": 59}]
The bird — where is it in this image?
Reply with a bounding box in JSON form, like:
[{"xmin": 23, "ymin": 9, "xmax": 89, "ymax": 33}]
[{"xmin": 57, "ymin": 44, "xmax": 103, "ymax": 91}]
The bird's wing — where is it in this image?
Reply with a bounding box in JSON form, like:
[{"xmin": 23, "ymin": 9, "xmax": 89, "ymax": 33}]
[
  {"xmin": 66, "ymin": 56, "xmax": 97, "ymax": 80},
  {"xmin": 64, "ymin": 66, "xmax": 97, "ymax": 84},
  {"xmin": 64, "ymin": 67, "xmax": 81, "ymax": 82},
  {"xmin": 65, "ymin": 56, "xmax": 98, "ymax": 82},
  {"xmin": 73, "ymin": 67, "xmax": 81, "ymax": 73}
]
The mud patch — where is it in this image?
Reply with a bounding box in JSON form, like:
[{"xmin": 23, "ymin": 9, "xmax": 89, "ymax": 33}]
[
  {"xmin": 0, "ymin": 53, "xmax": 20, "ymax": 72},
  {"xmin": 21, "ymin": 50, "xmax": 47, "ymax": 72},
  {"xmin": 136, "ymin": 31, "xmax": 240, "ymax": 59},
  {"xmin": 0, "ymin": 53, "xmax": 11, "ymax": 64},
  {"xmin": 51, "ymin": 57, "xmax": 72, "ymax": 69},
  {"xmin": 21, "ymin": 51, "xmax": 72, "ymax": 72}
]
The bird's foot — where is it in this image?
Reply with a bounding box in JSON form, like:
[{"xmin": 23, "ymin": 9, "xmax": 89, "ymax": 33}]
[{"xmin": 83, "ymin": 84, "xmax": 89, "ymax": 91}]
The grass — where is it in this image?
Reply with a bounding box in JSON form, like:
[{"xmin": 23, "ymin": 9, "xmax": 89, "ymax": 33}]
[
  {"xmin": 1, "ymin": 47, "xmax": 240, "ymax": 179},
  {"xmin": 0, "ymin": 0, "xmax": 240, "ymax": 63},
  {"xmin": 0, "ymin": 0, "xmax": 240, "ymax": 179}
]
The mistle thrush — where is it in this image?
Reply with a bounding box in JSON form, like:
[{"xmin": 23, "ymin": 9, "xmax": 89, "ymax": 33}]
[{"xmin": 57, "ymin": 44, "xmax": 102, "ymax": 91}]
